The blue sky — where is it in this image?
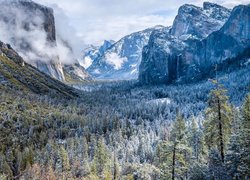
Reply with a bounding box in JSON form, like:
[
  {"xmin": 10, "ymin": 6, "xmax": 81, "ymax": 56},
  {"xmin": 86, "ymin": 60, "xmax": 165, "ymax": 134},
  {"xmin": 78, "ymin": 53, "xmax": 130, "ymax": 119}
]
[{"xmin": 34, "ymin": 0, "xmax": 249, "ymax": 45}]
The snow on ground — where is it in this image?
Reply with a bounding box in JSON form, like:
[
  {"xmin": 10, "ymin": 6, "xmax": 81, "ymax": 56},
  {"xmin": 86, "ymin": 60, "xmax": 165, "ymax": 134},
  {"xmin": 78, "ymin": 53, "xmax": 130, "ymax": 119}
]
[{"xmin": 147, "ymin": 98, "xmax": 171, "ymax": 105}]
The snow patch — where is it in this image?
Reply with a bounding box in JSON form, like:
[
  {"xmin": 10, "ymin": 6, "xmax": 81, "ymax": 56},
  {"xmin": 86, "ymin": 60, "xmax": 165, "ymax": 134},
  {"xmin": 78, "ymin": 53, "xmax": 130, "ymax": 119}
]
[
  {"xmin": 93, "ymin": 69, "xmax": 101, "ymax": 74},
  {"xmin": 105, "ymin": 52, "xmax": 128, "ymax": 70},
  {"xmin": 147, "ymin": 98, "xmax": 171, "ymax": 105},
  {"xmin": 81, "ymin": 56, "xmax": 93, "ymax": 69}
]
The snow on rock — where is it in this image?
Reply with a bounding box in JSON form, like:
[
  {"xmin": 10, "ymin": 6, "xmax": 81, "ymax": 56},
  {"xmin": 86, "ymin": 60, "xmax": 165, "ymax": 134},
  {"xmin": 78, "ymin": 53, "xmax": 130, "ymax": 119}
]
[
  {"xmin": 105, "ymin": 52, "xmax": 128, "ymax": 70},
  {"xmin": 87, "ymin": 26, "xmax": 165, "ymax": 80}
]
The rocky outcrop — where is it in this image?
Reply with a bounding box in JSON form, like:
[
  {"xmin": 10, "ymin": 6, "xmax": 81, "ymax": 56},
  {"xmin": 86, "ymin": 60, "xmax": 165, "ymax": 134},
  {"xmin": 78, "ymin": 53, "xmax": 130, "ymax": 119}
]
[
  {"xmin": 139, "ymin": 3, "xmax": 250, "ymax": 85},
  {"xmin": 0, "ymin": 0, "xmax": 66, "ymax": 81},
  {"xmin": 63, "ymin": 63, "xmax": 92, "ymax": 83},
  {"xmin": 170, "ymin": 2, "xmax": 230, "ymax": 39},
  {"xmin": 0, "ymin": 0, "xmax": 90, "ymax": 82},
  {"xmin": 87, "ymin": 26, "xmax": 164, "ymax": 80}
]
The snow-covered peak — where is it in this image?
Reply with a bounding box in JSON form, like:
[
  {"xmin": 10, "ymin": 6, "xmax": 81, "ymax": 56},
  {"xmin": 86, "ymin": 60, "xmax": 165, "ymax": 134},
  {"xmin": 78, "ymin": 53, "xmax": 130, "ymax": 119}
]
[
  {"xmin": 170, "ymin": 2, "xmax": 230, "ymax": 39},
  {"xmin": 81, "ymin": 40, "xmax": 114, "ymax": 69},
  {"xmin": 87, "ymin": 26, "xmax": 165, "ymax": 80}
]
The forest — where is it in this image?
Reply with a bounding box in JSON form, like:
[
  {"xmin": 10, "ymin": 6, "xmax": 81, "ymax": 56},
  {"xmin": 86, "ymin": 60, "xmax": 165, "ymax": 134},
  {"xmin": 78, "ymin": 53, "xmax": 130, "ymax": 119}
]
[{"xmin": 0, "ymin": 65, "xmax": 249, "ymax": 179}]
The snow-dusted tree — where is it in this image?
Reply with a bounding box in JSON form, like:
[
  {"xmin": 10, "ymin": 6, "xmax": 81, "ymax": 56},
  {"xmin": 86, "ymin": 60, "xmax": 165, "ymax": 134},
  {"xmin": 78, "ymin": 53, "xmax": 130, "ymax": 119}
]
[
  {"xmin": 156, "ymin": 113, "xmax": 191, "ymax": 179},
  {"xmin": 187, "ymin": 117, "xmax": 208, "ymax": 179},
  {"xmin": 188, "ymin": 117, "xmax": 206, "ymax": 162},
  {"xmin": 92, "ymin": 137, "xmax": 110, "ymax": 177},
  {"xmin": 204, "ymin": 82, "xmax": 233, "ymax": 163},
  {"xmin": 238, "ymin": 94, "xmax": 250, "ymax": 178},
  {"xmin": 225, "ymin": 108, "xmax": 241, "ymax": 179}
]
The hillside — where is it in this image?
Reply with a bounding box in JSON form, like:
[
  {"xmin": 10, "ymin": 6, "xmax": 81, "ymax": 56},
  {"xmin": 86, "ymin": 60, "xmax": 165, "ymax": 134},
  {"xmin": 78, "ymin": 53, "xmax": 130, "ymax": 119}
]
[{"xmin": 0, "ymin": 41, "xmax": 78, "ymax": 98}]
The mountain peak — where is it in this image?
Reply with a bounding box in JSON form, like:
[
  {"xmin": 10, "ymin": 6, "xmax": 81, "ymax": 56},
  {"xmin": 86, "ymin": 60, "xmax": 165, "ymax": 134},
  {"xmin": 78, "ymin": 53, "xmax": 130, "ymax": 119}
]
[
  {"xmin": 220, "ymin": 4, "xmax": 250, "ymax": 41},
  {"xmin": 203, "ymin": 2, "xmax": 225, "ymax": 9},
  {"xmin": 170, "ymin": 2, "xmax": 230, "ymax": 39},
  {"xmin": 178, "ymin": 4, "xmax": 201, "ymax": 14}
]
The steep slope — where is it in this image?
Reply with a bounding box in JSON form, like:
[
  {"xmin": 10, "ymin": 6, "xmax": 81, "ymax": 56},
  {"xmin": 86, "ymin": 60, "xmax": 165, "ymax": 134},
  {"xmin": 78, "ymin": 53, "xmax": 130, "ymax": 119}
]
[
  {"xmin": 0, "ymin": 41, "xmax": 78, "ymax": 98},
  {"xmin": 139, "ymin": 2, "xmax": 249, "ymax": 85},
  {"xmin": 87, "ymin": 26, "xmax": 164, "ymax": 80},
  {"xmin": 0, "ymin": 0, "xmax": 89, "ymax": 82}
]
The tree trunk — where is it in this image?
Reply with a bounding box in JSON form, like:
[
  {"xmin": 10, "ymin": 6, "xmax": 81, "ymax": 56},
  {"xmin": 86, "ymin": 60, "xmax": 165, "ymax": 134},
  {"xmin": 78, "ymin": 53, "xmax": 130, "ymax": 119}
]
[
  {"xmin": 217, "ymin": 98, "xmax": 224, "ymax": 163},
  {"xmin": 172, "ymin": 143, "xmax": 176, "ymax": 180},
  {"xmin": 113, "ymin": 149, "xmax": 117, "ymax": 180}
]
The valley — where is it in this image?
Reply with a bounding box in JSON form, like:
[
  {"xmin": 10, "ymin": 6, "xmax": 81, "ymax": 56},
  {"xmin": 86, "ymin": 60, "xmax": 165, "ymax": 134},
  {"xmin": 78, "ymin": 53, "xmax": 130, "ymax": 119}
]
[{"xmin": 0, "ymin": 0, "xmax": 249, "ymax": 179}]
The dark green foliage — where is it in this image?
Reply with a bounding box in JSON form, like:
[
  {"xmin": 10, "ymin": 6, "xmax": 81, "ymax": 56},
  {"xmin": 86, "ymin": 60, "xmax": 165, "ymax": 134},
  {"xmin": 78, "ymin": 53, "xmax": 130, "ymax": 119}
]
[{"xmin": 204, "ymin": 82, "xmax": 233, "ymax": 162}]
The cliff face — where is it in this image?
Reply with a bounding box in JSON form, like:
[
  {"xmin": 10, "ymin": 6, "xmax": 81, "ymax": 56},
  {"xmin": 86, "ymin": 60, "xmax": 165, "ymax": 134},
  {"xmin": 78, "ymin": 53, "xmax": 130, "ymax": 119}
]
[
  {"xmin": 139, "ymin": 3, "xmax": 250, "ymax": 85},
  {"xmin": 170, "ymin": 2, "xmax": 230, "ymax": 39},
  {"xmin": 0, "ymin": 0, "xmax": 90, "ymax": 82}
]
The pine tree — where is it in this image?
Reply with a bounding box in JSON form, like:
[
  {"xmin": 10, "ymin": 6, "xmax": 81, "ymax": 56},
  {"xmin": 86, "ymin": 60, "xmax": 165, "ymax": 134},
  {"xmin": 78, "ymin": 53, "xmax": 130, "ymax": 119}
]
[
  {"xmin": 188, "ymin": 117, "xmax": 206, "ymax": 162},
  {"xmin": 204, "ymin": 82, "xmax": 233, "ymax": 163},
  {"xmin": 188, "ymin": 117, "xmax": 208, "ymax": 179},
  {"xmin": 93, "ymin": 137, "xmax": 109, "ymax": 177},
  {"xmin": 59, "ymin": 146, "xmax": 70, "ymax": 172},
  {"xmin": 238, "ymin": 94, "xmax": 250, "ymax": 178},
  {"xmin": 156, "ymin": 113, "xmax": 191, "ymax": 179},
  {"xmin": 225, "ymin": 108, "xmax": 241, "ymax": 179}
]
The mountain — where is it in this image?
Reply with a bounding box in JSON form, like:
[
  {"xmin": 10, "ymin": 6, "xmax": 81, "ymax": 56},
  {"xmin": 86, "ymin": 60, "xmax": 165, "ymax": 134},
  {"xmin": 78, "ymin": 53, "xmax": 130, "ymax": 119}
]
[
  {"xmin": 87, "ymin": 26, "xmax": 164, "ymax": 80},
  {"xmin": 139, "ymin": 3, "xmax": 250, "ymax": 85},
  {"xmin": 81, "ymin": 40, "xmax": 115, "ymax": 69},
  {"xmin": 0, "ymin": 0, "xmax": 89, "ymax": 82},
  {"xmin": 63, "ymin": 63, "xmax": 92, "ymax": 84},
  {"xmin": 0, "ymin": 41, "xmax": 78, "ymax": 98},
  {"xmin": 170, "ymin": 2, "xmax": 230, "ymax": 39}
]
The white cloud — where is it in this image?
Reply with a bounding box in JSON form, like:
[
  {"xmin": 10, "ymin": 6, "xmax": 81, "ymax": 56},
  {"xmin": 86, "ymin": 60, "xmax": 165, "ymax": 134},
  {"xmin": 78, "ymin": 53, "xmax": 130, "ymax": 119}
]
[
  {"xmin": 30, "ymin": 0, "xmax": 250, "ymax": 47},
  {"xmin": 105, "ymin": 53, "xmax": 128, "ymax": 70},
  {"xmin": 33, "ymin": 0, "xmax": 249, "ymax": 47}
]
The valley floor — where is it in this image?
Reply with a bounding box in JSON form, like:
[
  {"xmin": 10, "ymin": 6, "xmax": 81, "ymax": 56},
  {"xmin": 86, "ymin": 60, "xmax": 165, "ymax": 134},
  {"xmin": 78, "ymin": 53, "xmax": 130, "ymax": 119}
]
[{"xmin": 0, "ymin": 66, "xmax": 249, "ymax": 179}]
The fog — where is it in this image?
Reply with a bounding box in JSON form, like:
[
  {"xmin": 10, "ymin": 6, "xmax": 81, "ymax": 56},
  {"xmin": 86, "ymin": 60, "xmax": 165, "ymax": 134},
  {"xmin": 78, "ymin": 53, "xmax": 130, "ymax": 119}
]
[{"xmin": 0, "ymin": 0, "xmax": 83, "ymax": 65}]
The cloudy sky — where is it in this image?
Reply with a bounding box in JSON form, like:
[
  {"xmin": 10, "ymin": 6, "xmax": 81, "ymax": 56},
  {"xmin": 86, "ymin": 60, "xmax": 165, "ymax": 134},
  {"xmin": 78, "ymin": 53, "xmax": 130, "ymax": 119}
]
[{"xmin": 34, "ymin": 0, "xmax": 249, "ymax": 46}]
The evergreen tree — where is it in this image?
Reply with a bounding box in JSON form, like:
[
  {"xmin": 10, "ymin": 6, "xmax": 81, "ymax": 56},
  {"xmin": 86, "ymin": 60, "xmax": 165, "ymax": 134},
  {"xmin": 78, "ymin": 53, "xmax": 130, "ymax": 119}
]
[
  {"xmin": 156, "ymin": 113, "xmax": 191, "ymax": 179},
  {"xmin": 188, "ymin": 117, "xmax": 206, "ymax": 162},
  {"xmin": 59, "ymin": 146, "xmax": 70, "ymax": 172},
  {"xmin": 225, "ymin": 108, "xmax": 241, "ymax": 179},
  {"xmin": 188, "ymin": 117, "xmax": 208, "ymax": 179},
  {"xmin": 238, "ymin": 94, "xmax": 250, "ymax": 178},
  {"xmin": 93, "ymin": 137, "xmax": 109, "ymax": 177},
  {"xmin": 204, "ymin": 82, "xmax": 233, "ymax": 163}
]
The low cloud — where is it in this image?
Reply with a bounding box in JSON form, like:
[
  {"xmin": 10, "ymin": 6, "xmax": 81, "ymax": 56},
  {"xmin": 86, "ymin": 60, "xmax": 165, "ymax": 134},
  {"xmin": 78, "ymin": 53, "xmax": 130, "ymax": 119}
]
[
  {"xmin": 105, "ymin": 53, "xmax": 128, "ymax": 70},
  {"xmin": 0, "ymin": 0, "xmax": 80, "ymax": 65},
  {"xmin": 34, "ymin": 0, "xmax": 249, "ymax": 46}
]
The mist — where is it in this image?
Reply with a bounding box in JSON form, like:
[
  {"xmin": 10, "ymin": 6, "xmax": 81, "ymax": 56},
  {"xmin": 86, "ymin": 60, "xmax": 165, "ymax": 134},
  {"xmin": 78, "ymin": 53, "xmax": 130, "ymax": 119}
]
[{"xmin": 0, "ymin": 0, "xmax": 83, "ymax": 65}]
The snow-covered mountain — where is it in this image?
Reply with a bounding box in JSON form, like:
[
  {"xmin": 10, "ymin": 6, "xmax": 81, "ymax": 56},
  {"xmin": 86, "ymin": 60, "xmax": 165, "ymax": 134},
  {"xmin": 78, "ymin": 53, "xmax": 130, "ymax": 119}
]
[
  {"xmin": 139, "ymin": 2, "xmax": 250, "ymax": 85},
  {"xmin": 170, "ymin": 2, "xmax": 231, "ymax": 39},
  {"xmin": 81, "ymin": 40, "xmax": 115, "ymax": 69},
  {"xmin": 86, "ymin": 26, "xmax": 165, "ymax": 80}
]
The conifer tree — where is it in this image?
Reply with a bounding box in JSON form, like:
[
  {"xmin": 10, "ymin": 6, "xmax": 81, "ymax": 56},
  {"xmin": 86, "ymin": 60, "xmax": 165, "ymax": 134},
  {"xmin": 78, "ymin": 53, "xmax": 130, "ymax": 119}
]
[
  {"xmin": 188, "ymin": 117, "xmax": 206, "ymax": 162},
  {"xmin": 204, "ymin": 82, "xmax": 233, "ymax": 163},
  {"xmin": 93, "ymin": 137, "xmax": 109, "ymax": 177},
  {"xmin": 238, "ymin": 94, "xmax": 250, "ymax": 177},
  {"xmin": 188, "ymin": 117, "xmax": 208, "ymax": 179},
  {"xmin": 157, "ymin": 113, "xmax": 191, "ymax": 179},
  {"xmin": 59, "ymin": 146, "xmax": 70, "ymax": 172},
  {"xmin": 225, "ymin": 108, "xmax": 241, "ymax": 179}
]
